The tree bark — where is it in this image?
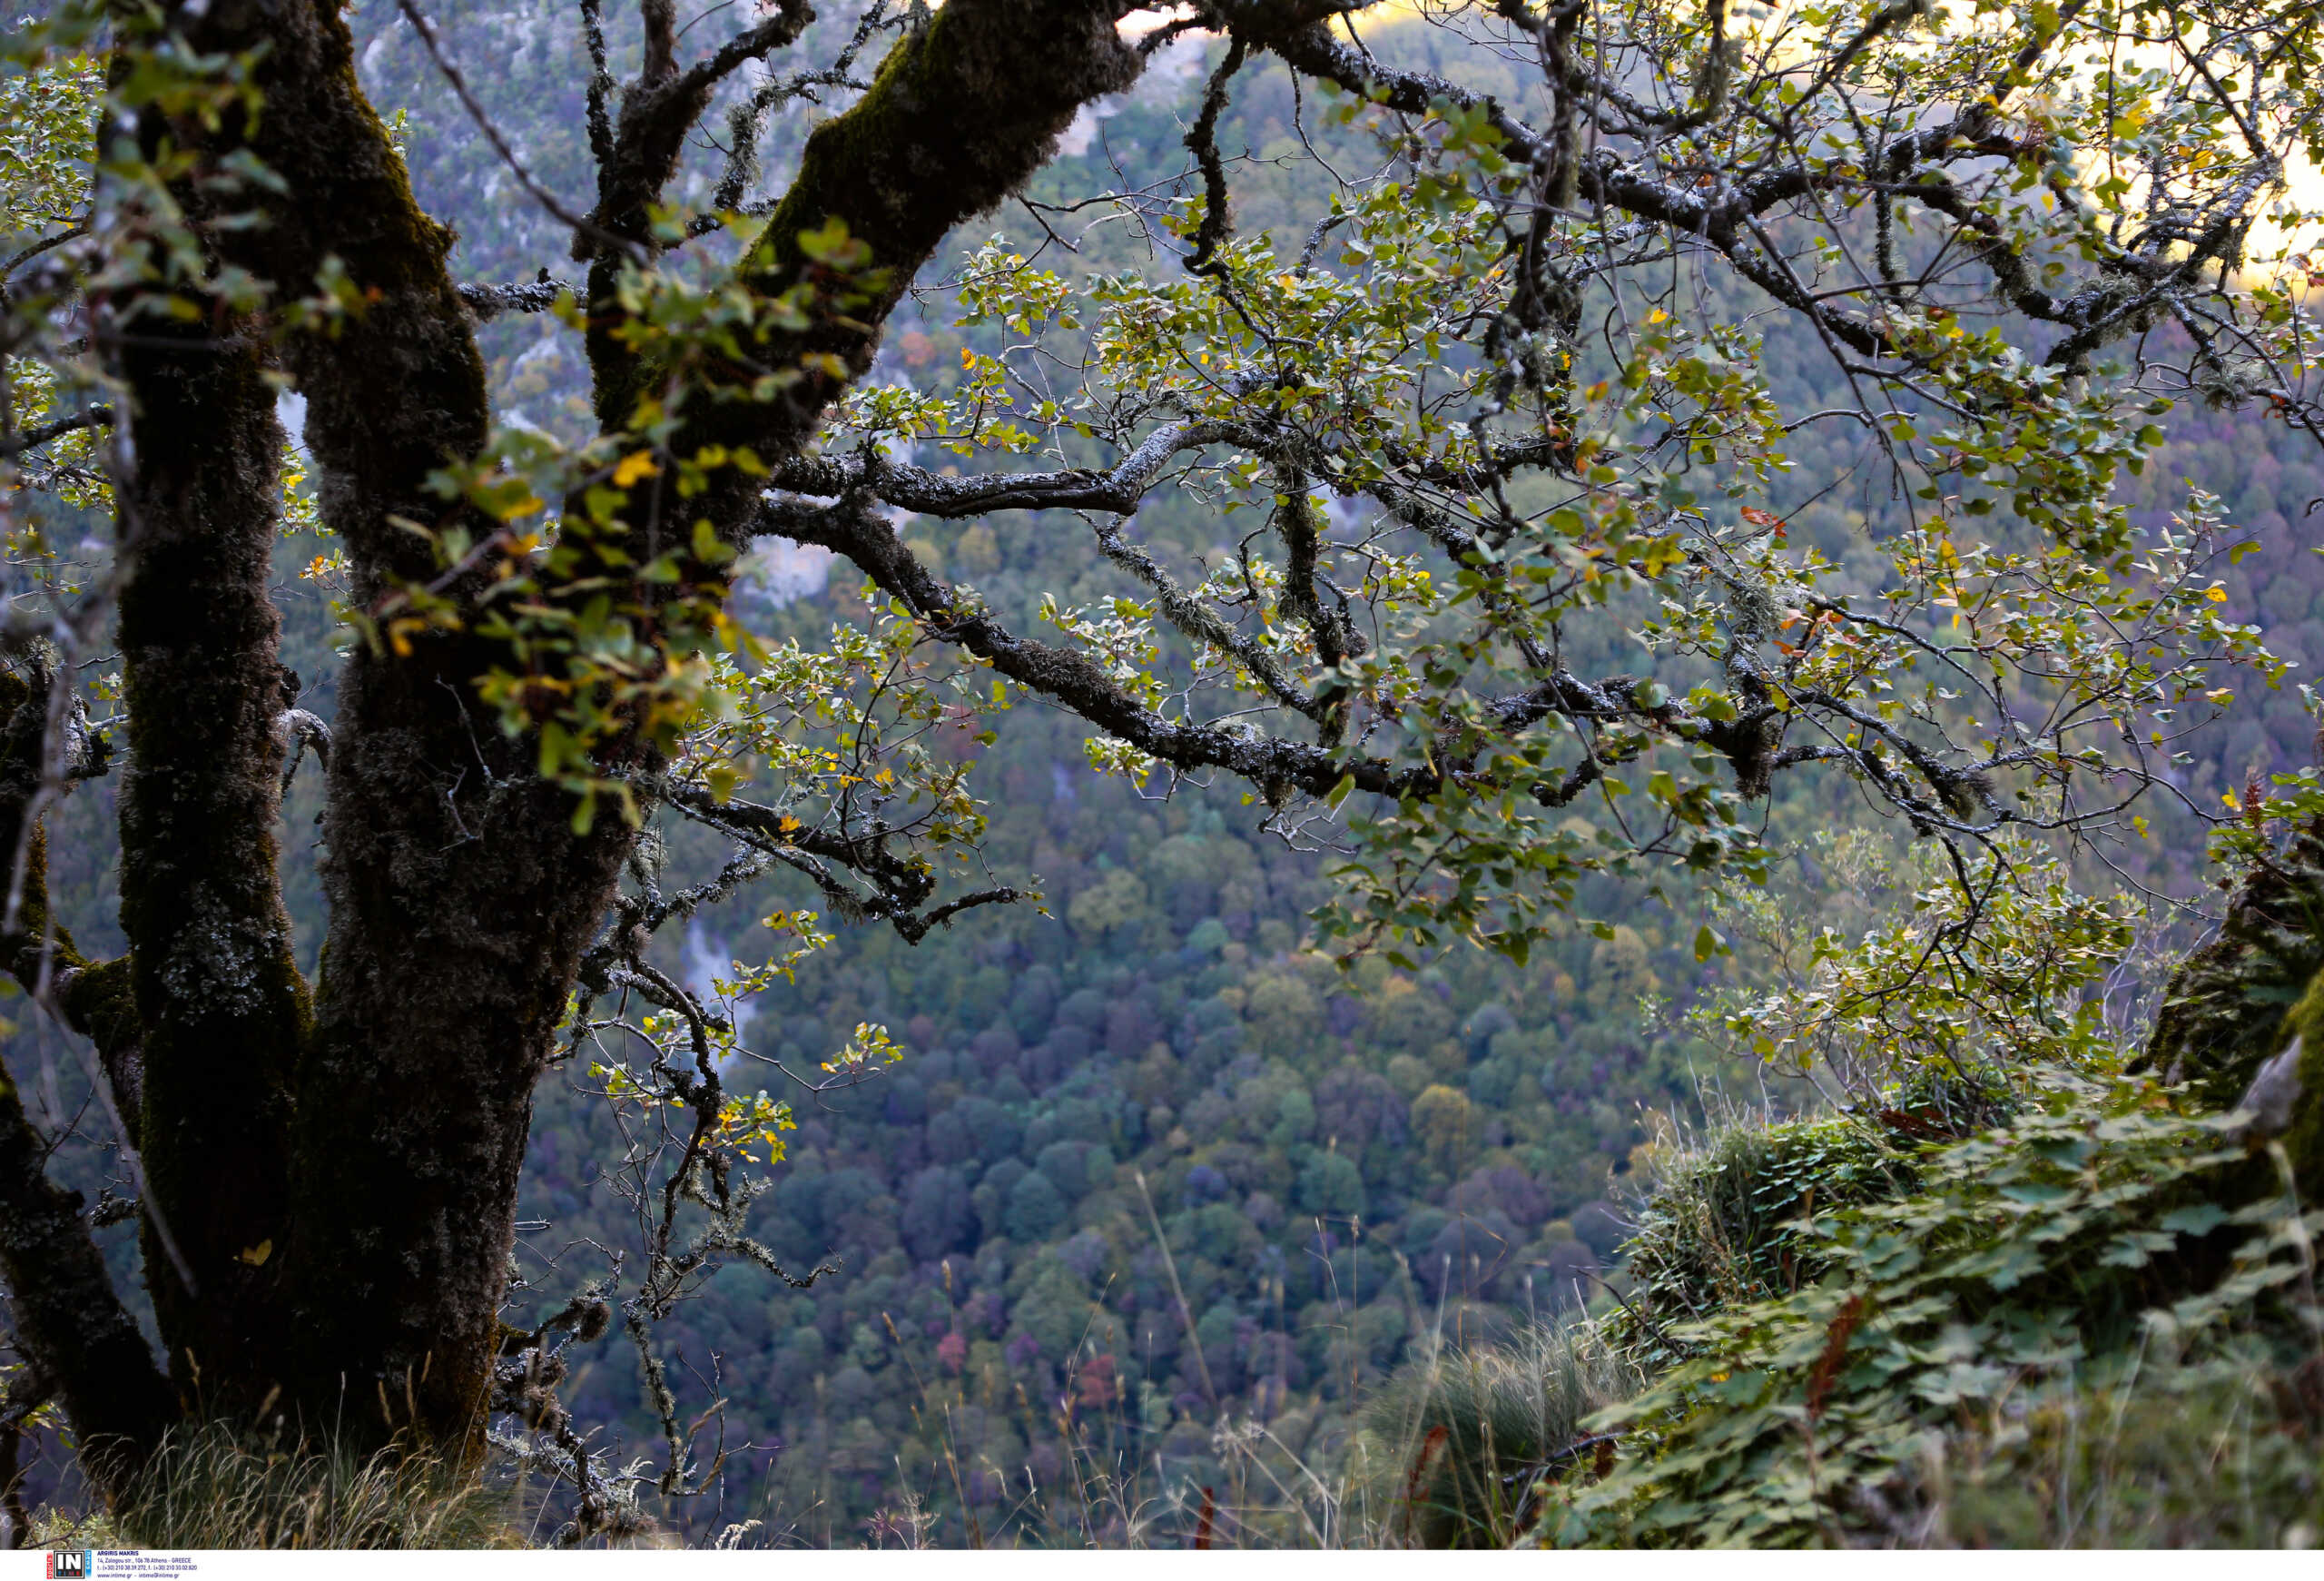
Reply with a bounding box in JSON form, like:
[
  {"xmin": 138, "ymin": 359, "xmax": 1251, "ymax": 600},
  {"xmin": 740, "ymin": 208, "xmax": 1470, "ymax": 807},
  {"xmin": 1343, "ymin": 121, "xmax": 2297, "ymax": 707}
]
[
  {"xmin": 139, "ymin": 0, "xmax": 614, "ymax": 1447},
  {"xmin": 104, "ymin": 76, "xmax": 310, "ymax": 1410},
  {"xmin": 90, "ymin": 0, "xmax": 561, "ymax": 1447},
  {"xmin": 275, "ymin": 0, "xmax": 1147, "ymax": 1448}
]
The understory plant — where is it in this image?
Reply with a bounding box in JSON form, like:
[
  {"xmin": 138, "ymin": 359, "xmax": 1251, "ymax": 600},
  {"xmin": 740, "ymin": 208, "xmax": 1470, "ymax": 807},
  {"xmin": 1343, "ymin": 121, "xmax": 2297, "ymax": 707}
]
[{"xmin": 1544, "ymin": 1068, "xmax": 2324, "ymax": 1546}]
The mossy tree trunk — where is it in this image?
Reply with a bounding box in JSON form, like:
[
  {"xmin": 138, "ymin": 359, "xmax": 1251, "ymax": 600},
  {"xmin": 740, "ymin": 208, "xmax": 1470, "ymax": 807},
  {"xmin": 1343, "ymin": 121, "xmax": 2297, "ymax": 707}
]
[
  {"xmin": 106, "ymin": 147, "xmax": 310, "ymax": 1415},
  {"xmin": 0, "ymin": 0, "xmax": 1150, "ymax": 1490}
]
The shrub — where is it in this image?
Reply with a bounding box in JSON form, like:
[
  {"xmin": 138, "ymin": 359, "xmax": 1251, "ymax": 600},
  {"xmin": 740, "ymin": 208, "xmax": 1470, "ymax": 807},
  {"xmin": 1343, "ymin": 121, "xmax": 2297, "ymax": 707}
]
[{"xmin": 1550, "ymin": 1072, "xmax": 2324, "ymax": 1547}]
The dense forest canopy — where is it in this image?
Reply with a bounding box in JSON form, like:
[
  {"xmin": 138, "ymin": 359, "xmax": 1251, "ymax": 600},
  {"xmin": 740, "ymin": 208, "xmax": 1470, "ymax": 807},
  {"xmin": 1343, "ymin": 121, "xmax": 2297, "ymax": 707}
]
[{"xmin": 3, "ymin": 0, "xmax": 2324, "ymax": 1544}]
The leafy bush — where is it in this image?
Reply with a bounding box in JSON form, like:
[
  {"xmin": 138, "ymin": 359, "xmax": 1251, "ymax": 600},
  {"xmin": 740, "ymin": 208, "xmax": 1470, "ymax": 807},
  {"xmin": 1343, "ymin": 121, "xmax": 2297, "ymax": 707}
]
[
  {"xmin": 1696, "ymin": 835, "xmax": 2142, "ymax": 1106},
  {"xmin": 1548, "ymin": 1072, "xmax": 2324, "ymax": 1547}
]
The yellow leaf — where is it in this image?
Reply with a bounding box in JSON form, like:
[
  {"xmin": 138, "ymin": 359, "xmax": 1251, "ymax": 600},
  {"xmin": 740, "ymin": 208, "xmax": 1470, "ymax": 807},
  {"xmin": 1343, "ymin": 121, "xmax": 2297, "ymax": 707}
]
[
  {"xmin": 2205, "ymin": 586, "xmax": 2228, "ymax": 602},
  {"xmin": 613, "ymin": 450, "xmax": 660, "ymax": 488},
  {"xmin": 238, "ymin": 1240, "xmax": 272, "ymax": 1267}
]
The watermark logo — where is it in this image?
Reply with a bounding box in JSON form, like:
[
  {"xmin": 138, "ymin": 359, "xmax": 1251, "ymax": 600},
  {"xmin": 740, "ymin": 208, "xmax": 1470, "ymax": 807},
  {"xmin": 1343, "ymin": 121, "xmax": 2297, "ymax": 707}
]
[{"xmin": 44, "ymin": 1553, "xmax": 91, "ymax": 1580}]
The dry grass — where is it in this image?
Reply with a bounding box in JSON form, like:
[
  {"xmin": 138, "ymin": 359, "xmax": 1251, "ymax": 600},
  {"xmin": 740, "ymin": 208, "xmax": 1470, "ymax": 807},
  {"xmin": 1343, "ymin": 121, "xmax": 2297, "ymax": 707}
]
[{"xmin": 34, "ymin": 1424, "xmax": 527, "ymax": 1549}]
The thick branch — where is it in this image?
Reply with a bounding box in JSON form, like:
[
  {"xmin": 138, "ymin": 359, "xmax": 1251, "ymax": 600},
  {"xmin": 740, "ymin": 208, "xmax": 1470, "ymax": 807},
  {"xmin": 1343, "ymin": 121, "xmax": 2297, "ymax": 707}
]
[
  {"xmin": 583, "ymin": 0, "xmax": 817, "ymax": 252},
  {"xmin": 650, "ymin": 0, "xmax": 1144, "ymax": 537},
  {"xmin": 102, "ymin": 78, "xmax": 313, "ymax": 1401},
  {"xmin": 0, "ymin": 1069, "xmax": 172, "ymax": 1491},
  {"xmin": 138, "ymin": 0, "xmax": 615, "ymax": 1448},
  {"xmin": 772, "ymin": 418, "xmax": 1238, "ymax": 516},
  {"xmin": 0, "ymin": 406, "xmax": 111, "ymax": 460},
  {"xmin": 0, "ymin": 675, "xmax": 171, "ymax": 1486},
  {"xmin": 755, "ymin": 493, "xmax": 2019, "ymax": 839},
  {"xmin": 0, "ymin": 678, "xmax": 144, "ymax": 1132},
  {"xmin": 764, "ymin": 494, "xmax": 1376, "ymax": 795},
  {"xmin": 458, "ymin": 277, "xmax": 577, "ymax": 321},
  {"xmin": 1182, "ymin": 37, "xmax": 1247, "ymax": 276}
]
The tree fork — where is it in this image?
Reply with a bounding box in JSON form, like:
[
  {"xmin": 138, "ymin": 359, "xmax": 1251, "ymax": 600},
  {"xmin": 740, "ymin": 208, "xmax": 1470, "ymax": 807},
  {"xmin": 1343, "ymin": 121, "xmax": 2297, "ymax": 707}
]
[
  {"xmin": 281, "ymin": 0, "xmax": 1153, "ymax": 1448},
  {"xmin": 622, "ymin": 0, "xmax": 1145, "ymax": 543},
  {"xmin": 99, "ymin": 0, "xmax": 573, "ymax": 1448},
  {"xmin": 33, "ymin": 0, "xmax": 1155, "ymax": 1458},
  {"xmin": 162, "ymin": 0, "xmax": 626, "ymax": 1449}
]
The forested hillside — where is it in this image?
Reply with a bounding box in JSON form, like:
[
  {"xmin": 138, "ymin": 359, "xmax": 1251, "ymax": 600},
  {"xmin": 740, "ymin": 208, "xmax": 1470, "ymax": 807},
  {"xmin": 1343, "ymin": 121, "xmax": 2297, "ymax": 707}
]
[{"xmin": 6, "ymin": 0, "xmax": 2323, "ymax": 1546}]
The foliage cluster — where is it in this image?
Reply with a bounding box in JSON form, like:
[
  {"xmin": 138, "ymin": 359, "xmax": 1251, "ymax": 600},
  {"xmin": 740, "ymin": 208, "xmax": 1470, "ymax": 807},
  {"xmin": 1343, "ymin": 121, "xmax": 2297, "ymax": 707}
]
[{"xmin": 1545, "ymin": 1065, "xmax": 2324, "ymax": 1547}]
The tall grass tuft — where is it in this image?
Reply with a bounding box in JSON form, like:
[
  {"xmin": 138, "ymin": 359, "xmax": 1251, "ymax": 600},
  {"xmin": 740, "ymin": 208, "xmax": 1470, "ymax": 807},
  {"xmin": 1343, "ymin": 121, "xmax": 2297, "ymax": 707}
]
[
  {"xmin": 69, "ymin": 1424, "xmax": 526, "ymax": 1549},
  {"xmin": 1617, "ymin": 1109, "xmax": 1918, "ymax": 1349},
  {"xmin": 1361, "ymin": 1325, "xmax": 1638, "ymax": 1548}
]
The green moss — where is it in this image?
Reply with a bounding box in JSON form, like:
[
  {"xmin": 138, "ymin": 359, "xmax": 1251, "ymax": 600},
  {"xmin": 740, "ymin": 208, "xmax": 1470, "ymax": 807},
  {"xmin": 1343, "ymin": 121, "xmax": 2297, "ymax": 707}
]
[
  {"xmin": 2139, "ymin": 821, "xmax": 2324, "ymax": 1108},
  {"xmin": 2270, "ymin": 963, "xmax": 2324, "ymax": 1201},
  {"xmin": 105, "ymin": 147, "xmax": 312, "ymax": 1411}
]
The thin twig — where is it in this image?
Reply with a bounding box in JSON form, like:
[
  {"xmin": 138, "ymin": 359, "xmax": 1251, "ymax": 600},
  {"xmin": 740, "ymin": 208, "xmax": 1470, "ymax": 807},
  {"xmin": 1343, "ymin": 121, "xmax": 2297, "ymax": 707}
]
[{"xmin": 393, "ymin": 0, "xmax": 643, "ymax": 260}]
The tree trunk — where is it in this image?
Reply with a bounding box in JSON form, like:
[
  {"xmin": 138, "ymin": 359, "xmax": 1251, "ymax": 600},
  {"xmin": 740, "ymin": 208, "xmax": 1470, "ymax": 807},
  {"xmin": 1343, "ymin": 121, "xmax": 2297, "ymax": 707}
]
[
  {"xmin": 3, "ymin": 0, "xmax": 1152, "ymax": 1471},
  {"xmin": 106, "ymin": 233, "xmax": 309, "ymax": 1413}
]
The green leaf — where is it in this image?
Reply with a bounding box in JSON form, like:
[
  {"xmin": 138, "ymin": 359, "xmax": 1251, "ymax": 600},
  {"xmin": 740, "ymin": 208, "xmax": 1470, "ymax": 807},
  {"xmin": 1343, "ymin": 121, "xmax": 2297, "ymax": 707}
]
[{"xmin": 2157, "ymin": 1203, "xmax": 2230, "ymax": 1237}]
